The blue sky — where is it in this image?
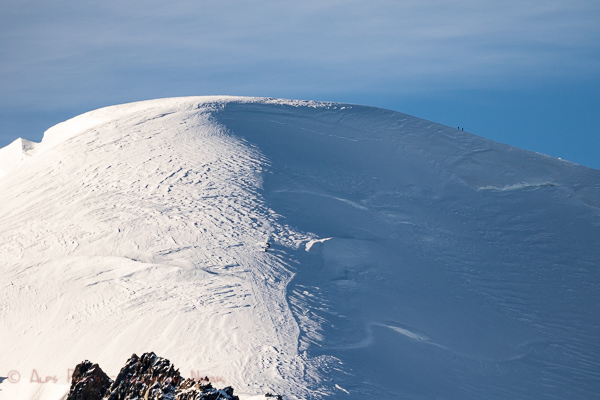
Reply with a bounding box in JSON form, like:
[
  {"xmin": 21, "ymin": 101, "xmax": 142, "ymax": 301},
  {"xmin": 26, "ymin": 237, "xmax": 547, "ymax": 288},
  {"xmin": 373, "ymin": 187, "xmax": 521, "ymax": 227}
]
[{"xmin": 1, "ymin": 0, "xmax": 599, "ymax": 168}]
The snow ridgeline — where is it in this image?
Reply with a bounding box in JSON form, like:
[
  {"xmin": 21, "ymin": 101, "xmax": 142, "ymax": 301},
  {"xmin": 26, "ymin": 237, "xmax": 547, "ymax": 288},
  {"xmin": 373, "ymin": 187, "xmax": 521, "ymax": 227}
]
[
  {"xmin": 66, "ymin": 352, "xmax": 242, "ymax": 400},
  {"xmin": 1, "ymin": 96, "xmax": 599, "ymax": 400},
  {"xmin": 0, "ymin": 137, "xmax": 38, "ymax": 177}
]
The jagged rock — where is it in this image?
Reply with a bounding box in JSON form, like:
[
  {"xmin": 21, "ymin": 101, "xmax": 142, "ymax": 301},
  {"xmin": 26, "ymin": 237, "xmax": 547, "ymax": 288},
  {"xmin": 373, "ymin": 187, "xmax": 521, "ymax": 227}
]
[
  {"xmin": 66, "ymin": 353, "xmax": 239, "ymax": 400},
  {"xmin": 105, "ymin": 352, "xmax": 182, "ymax": 400},
  {"xmin": 66, "ymin": 360, "xmax": 112, "ymax": 400}
]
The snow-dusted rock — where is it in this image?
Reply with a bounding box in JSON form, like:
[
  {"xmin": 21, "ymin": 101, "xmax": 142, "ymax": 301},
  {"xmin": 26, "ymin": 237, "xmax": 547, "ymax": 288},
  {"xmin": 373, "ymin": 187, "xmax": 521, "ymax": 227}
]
[
  {"xmin": 66, "ymin": 353, "xmax": 239, "ymax": 400},
  {"xmin": 66, "ymin": 360, "xmax": 112, "ymax": 400}
]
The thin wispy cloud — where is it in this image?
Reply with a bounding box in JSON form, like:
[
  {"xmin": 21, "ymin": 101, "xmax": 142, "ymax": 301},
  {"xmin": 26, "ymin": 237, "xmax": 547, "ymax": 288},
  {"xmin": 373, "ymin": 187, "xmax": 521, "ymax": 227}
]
[{"xmin": 1, "ymin": 0, "xmax": 598, "ymax": 110}]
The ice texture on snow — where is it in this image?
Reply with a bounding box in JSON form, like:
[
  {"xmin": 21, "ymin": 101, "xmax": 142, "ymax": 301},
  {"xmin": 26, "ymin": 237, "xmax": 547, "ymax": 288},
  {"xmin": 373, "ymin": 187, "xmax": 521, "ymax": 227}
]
[{"xmin": 0, "ymin": 96, "xmax": 599, "ymax": 400}]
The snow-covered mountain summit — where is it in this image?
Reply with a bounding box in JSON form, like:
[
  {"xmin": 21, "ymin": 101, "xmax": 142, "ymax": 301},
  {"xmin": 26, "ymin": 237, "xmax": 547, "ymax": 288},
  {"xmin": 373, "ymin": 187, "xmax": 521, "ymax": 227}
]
[{"xmin": 1, "ymin": 96, "xmax": 599, "ymax": 400}]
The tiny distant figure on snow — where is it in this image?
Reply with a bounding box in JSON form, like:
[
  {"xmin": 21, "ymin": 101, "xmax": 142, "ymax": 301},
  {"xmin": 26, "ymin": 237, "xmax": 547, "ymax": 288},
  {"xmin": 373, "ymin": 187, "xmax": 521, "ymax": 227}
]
[
  {"xmin": 462, "ymin": 127, "xmax": 464, "ymax": 131},
  {"xmin": 264, "ymin": 242, "xmax": 271, "ymax": 252}
]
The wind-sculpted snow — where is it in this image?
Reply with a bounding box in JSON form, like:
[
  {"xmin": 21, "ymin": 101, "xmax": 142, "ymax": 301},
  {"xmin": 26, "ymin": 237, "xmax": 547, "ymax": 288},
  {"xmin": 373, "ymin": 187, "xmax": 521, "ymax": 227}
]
[
  {"xmin": 0, "ymin": 138, "xmax": 38, "ymax": 177},
  {"xmin": 1, "ymin": 97, "xmax": 599, "ymax": 399}
]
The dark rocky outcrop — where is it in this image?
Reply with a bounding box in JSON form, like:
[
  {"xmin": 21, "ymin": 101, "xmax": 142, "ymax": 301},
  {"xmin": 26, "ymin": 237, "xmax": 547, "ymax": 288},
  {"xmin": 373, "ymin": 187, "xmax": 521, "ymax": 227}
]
[
  {"xmin": 104, "ymin": 352, "xmax": 181, "ymax": 400},
  {"xmin": 66, "ymin": 360, "xmax": 112, "ymax": 400},
  {"xmin": 67, "ymin": 352, "xmax": 239, "ymax": 400}
]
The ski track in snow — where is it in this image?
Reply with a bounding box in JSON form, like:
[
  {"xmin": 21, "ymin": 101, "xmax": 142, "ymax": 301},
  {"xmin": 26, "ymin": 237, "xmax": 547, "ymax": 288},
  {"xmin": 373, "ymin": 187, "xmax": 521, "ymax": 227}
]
[{"xmin": 1, "ymin": 96, "xmax": 599, "ymax": 400}]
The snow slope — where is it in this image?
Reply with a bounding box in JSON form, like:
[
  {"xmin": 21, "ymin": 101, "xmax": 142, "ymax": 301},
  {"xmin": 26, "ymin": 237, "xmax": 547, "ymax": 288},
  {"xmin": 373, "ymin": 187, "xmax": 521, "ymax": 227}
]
[{"xmin": 0, "ymin": 96, "xmax": 599, "ymax": 399}]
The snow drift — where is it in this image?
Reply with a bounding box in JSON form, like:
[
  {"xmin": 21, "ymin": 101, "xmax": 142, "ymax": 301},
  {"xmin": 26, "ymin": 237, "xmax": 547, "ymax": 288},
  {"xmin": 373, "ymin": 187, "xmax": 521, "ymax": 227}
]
[{"xmin": 0, "ymin": 96, "xmax": 599, "ymax": 400}]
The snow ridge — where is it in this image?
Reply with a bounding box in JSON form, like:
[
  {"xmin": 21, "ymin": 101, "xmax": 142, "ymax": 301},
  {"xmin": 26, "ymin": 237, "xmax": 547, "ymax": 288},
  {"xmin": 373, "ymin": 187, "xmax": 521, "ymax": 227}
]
[
  {"xmin": 1, "ymin": 96, "xmax": 599, "ymax": 400},
  {"xmin": 0, "ymin": 137, "xmax": 38, "ymax": 176}
]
